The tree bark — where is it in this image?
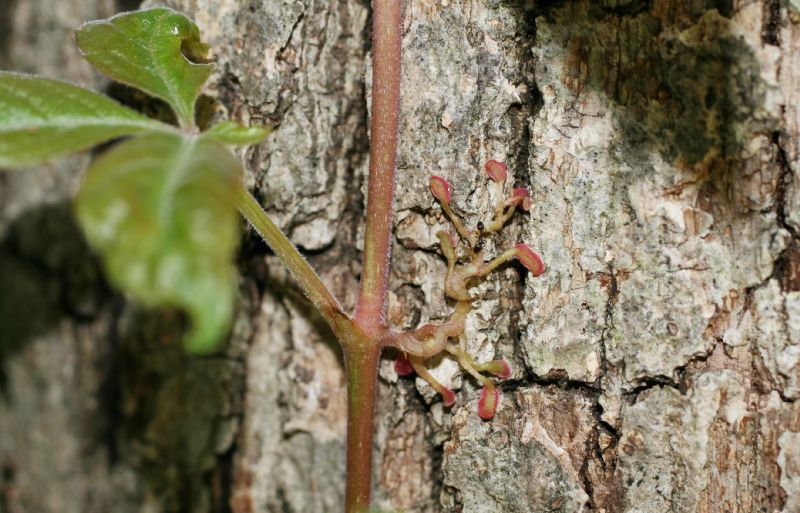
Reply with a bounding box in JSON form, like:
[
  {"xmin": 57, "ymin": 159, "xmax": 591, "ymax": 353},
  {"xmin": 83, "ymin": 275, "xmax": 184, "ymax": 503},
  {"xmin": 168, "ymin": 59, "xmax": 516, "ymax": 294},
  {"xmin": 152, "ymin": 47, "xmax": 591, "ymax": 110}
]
[{"xmin": 2, "ymin": 1, "xmax": 799, "ymax": 512}]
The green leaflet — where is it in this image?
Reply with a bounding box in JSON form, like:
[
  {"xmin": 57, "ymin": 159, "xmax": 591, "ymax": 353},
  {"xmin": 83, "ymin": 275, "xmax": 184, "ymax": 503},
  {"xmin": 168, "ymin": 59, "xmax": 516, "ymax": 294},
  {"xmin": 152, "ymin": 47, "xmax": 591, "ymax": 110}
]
[
  {"xmin": 76, "ymin": 132, "xmax": 242, "ymax": 353},
  {"xmin": 76, "ymin": 7, "xmax": 214, "ymax": 128},
  {"xmin": 0, "ymin": 72, "xmax": 170, "ymax": 168},
  {"xmin": 204, "ymin": 121, "xmax": 271, "ymax": 146},
  {"xmin": 2, "ymin": 9, "xmax": 262, "ymax": 351}
]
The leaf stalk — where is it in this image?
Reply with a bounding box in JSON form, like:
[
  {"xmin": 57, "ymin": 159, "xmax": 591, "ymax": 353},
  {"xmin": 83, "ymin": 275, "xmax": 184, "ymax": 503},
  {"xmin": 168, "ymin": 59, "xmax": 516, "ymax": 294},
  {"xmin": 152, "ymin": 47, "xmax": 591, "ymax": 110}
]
[{"xmin": 235, "ymin": 186, "xmax": 347, "ymax": 325}]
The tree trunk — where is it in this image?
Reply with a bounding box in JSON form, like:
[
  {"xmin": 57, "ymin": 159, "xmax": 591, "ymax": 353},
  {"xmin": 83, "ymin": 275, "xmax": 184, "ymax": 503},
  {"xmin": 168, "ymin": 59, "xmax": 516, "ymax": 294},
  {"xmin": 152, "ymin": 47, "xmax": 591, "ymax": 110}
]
[{"xmin": 2, "ymin": 0, "xmax": 799, "ymax": 512}]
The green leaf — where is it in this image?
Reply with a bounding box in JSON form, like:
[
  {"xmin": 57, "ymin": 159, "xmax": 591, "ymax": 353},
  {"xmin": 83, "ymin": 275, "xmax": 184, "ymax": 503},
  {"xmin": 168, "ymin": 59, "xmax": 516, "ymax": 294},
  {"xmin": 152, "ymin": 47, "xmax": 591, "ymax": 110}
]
[
  {"xmin": 76, "ymin": 132, "xmax": 242, "ymax": 353},
  {"xmin": 204, "ymin": 121, "xmax": 271, "ymax": 146},
  {"xmin": 0, "ymin": 72, "xmax": 170, "ymax": 168},
  {"xmin": 75, "ymin": 7, "xmax": 214, "ymax": 128}
]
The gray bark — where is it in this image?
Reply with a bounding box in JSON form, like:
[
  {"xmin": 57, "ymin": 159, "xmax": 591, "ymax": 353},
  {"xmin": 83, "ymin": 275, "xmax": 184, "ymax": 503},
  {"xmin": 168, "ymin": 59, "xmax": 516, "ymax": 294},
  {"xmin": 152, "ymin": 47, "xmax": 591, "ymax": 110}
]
[{"xmin": 1, "ymin": 1, "xmax": 799, "ymax": 512}]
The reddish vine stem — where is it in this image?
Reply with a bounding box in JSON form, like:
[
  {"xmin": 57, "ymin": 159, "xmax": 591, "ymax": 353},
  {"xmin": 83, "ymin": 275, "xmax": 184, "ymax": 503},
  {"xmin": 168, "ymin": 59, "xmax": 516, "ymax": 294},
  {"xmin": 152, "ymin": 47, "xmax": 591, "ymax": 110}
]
[
  {"xmin": 354, "ymin": 0, "xmax": 403, "ymax": 338},
  {"xmin": 238, "ymin": 2, "xmax": 404, "ymax": 508},
  {"xmin": 345, "ymin": 1, "xmax": 403, "ymax": 510},
  {"xmin": 343, "ymin": 341, "xmax": 383, "ymax": 513}
]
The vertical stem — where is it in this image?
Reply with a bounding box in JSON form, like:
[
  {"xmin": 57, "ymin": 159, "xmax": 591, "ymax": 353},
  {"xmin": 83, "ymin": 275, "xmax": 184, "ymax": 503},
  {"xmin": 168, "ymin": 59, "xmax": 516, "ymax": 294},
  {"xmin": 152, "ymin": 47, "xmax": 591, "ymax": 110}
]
[
  {"xmin": 355, "ymin": 0, "xmax": 402, "ymax": 336},
  {"xmin": 343, "ymin": 342, "xmax": 382, "ymax": 513}
]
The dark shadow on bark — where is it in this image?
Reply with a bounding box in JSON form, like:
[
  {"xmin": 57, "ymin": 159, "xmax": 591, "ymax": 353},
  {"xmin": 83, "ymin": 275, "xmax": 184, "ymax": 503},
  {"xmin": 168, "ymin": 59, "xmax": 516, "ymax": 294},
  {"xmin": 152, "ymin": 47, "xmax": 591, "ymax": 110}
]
[
  {"xmin": 116, "ymin": 0, "xmax": 142, "ymax": 12},
  {"xmin": 111, "ymin": 305, "xmax": 242, "ymax": 513},
  {"xmin": 0, "ymin": 202, "xmax": 108, "ymax": 393},
  {"xmin": 529, "ymin": 1, "xmax": 757, "ymax": 169},
  {"xmin": 0, "ymin": 0, "xmax": 16, "ymax": 68},
  {"xmin": 105, "ymin": 82, "xmax": 179, "ymax": 126}
]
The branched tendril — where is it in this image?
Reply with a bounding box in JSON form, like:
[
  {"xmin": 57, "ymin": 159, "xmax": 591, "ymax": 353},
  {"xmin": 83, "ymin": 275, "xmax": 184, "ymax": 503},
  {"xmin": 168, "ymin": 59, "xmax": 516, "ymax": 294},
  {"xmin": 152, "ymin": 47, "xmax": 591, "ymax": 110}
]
[{"xmin": 391, "ymin": 160, "xmax": 544, "ymax": 420}]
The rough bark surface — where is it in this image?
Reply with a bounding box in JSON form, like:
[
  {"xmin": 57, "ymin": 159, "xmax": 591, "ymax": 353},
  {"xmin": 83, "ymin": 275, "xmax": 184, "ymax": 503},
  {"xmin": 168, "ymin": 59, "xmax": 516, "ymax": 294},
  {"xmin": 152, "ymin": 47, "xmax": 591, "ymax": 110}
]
[{"xmin": 1, "ymin": 1, "xmax": 799, "ymax": 513}]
